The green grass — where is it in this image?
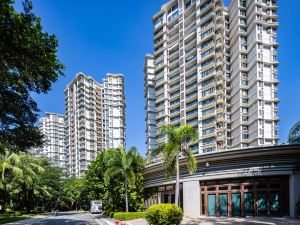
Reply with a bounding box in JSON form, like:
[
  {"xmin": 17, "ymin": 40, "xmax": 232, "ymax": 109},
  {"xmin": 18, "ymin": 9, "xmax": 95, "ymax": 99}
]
[
  {"xmin": 113, "ymin": 212, "xmax": 146, "ymax": 221},
  {"xmin": 0, "ymin": 214, "xmax": 35, "ymax": 224}
]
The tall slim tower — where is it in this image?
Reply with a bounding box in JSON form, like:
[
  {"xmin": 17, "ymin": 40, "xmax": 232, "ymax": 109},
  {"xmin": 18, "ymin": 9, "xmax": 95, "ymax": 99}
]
[
  {"xmin": 36, "ymin": 112, "xmax": 66, "ymax": 168},
  {"xmin": 144, "ymin": 54, "xmax": 157, "ymax": 157},
  {"xmin": 148, "ymin": 0, "xmax": 279, "ymax": 155},
  {"xmin": 103, "ymin": 73, "xmax": 126, "ymax": 149},
  {"xmin": 65, "ymin": 72, "xmax": 125, "ymax": 177}
]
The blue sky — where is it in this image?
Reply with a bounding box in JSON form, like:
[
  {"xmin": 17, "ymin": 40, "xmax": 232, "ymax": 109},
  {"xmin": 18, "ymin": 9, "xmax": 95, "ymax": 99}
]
[{"xmin": 23, "ymin": 0, "xmax": 300, "ymax": 155}]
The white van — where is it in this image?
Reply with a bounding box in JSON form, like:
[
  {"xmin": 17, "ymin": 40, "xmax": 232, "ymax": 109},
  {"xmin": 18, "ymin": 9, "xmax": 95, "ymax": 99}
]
[{"xmin": 90, "ymin": 200, "xmax": 102, "ymax": 214}]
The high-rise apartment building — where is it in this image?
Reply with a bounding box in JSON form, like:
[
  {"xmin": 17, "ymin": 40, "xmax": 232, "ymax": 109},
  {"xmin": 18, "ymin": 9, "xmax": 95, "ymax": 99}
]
[
  {"xmin": 35, "ymin": 112, "xmax": 66, "ymax": 168},
  {"xmin": 65, "ymin": 72, "xmax": 125, "ymax": 177},
  {"xmin": 148, "ymin": 0, "xmax": 279, "ymax": 155},
  {"xmin": 144, "ymin": 54, "xmax": 157, "ymax": 155}
]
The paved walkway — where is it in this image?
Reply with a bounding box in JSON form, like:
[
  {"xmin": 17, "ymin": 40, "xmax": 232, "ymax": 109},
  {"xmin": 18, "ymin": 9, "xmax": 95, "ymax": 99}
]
[
  {"xmin": 126, "ymin": 217, "xmax": 300, "ymax": 225},
  {"xmin": 181, "ymin": 216, "xmax": 300, "ymax": 225}
]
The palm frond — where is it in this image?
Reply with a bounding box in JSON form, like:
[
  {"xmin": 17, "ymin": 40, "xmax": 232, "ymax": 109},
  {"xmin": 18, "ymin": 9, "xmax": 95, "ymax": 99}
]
[{"xmin": 183, "ymin": 150, "xmax": 197, "ymax": 175}]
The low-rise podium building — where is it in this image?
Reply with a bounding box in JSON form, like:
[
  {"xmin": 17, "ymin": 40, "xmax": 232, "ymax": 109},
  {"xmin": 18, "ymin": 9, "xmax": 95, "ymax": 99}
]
[{"xmin": 143, "ymin": 144, "xmax": 300, "ymax": 218}]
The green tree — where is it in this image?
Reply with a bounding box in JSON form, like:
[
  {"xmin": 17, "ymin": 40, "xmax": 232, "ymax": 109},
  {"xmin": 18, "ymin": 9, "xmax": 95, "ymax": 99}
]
[
  {"xmin": 154, "ymin": 124, "xmax": 198, "ymax": 206},
  {"xmin": 0, "ymin": 0, "xmax": 64, "ymax": 153},
  {"xmin": 10, "ymin": 153, "xmax": 46, "ymax": 212},
  {"xmin": 105, "ymin": 147, "xmax": 144, "ymax": 212},
  {"xmin": 0, "ymin": 150, "xmax": 22, "ymax": 209}
]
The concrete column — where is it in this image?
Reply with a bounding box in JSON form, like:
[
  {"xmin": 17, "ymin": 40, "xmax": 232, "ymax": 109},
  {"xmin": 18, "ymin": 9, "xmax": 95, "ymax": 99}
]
[
  {"xmin": 183, "ymin": 180, "xmax": 200, "ymax": 217},
  {"xmin": 289, "ymin": 171, "xmax": 300, "ymax": 218}
]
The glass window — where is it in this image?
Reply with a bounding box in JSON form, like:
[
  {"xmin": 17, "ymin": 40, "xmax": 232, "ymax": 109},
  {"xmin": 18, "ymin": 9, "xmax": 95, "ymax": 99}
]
[
  {"xmin": 219, "ymin": 194, "xmax": 228, "ymax": 216},
  {"xmin": 258, "ymin": 192, "xmax": 268, "ymax": 216},
  {"xmin": 244, "ymin": 192, "xmax": 254, "ymax": 216},
  {"xmin": 232, "ymin": 193, "xmax": 241, "ymax": 216},
  {"xmin": 270, "ymin": 192, "xmax": 280, "ymax": 216},
  {"xmin": 208, "ymin": 194, "xmax": 216, "ymax": 216}
]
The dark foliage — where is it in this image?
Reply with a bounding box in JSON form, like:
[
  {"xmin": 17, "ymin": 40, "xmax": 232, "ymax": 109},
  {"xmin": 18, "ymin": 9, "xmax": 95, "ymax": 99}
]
[{"xmin": 0, "ymin": 0, "xmax": 64, "ymax": 153}]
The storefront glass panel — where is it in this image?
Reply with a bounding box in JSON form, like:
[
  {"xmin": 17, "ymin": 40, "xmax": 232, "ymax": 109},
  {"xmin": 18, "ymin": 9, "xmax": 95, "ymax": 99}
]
[
  {"xmin": 219, "ymin": 193, "xmax": 228, "ymax": 216},
  {"xmin": 244, "ymin": 192, "xmax": 254, "ymax": 216},
  {"xmin": 258, "ymin": 192, "xmax": 268, "ymax": 216},
  {"xmin": 232, "ymin": 193, "xmax": 241, "ymax": 216},
  {"xmin": 208, "ymin": 194, "xmax": 216, "ymax": 216},
  {"xmin": 270, "ymin": 192, "xmax": 280, "ymax": 216}
]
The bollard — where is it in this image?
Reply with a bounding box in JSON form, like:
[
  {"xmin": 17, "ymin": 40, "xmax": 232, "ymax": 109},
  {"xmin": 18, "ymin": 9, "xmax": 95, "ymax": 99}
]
[{"xmin": 115, "ymin": 220, "xmax": 120, "ymax": 225}]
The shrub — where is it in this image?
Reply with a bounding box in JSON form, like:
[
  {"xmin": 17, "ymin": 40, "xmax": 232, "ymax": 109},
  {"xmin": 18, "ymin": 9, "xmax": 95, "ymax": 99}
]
[
  {"xmin": 109, "ymin": 212, "xmax": 115, "ymax": 218},
  {"xmin": 145, "ymin": 204, "xmax": 183, "ymax": 225},
  {"xmin": 114, "ymin": 212, "xmax": 146, "ymax": 221},
  {"xmin": 15, "ymin": 211, "xmax": 22, "ymax": 216},
  {"xmin": 5, "ymin": 208, "xmax": 13, "ymax": 213}
]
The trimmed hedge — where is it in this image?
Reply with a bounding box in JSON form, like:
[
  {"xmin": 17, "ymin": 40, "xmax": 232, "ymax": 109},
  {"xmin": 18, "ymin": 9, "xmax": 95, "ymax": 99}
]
[
  {"xmin": 113, "ymin": 212, "xmax": 146, "ymax": 221},
  {"xmin": 145, "ymin": 204, "xmax": 183, "ymax": 225}
]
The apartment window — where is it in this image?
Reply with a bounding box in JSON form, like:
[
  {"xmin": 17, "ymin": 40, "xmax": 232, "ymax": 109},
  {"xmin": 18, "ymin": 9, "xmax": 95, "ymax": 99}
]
[
  {"xmin": 202, "ymin": 98, "xmax": 215, "ymax": 106},
  {"xmin": 202, "ymin": 117, "xmax": 215, "ymax": 126},
  {"xmin": 168, "ymin": 11, "xmax": 179, "ymax": 22},
  {"xmin": 201, "ymin": 68, "xmax": 214, "ymax": 78},
  {"xmin": 241, "ymin": 45, "xmax": 247, "ymax": 51},
  {"xmin": 241, "ymin": 108, "xmax": 248, "ymax": 113},
  {"xmin": 240, "ymin": 19, "xmax": 247, "ymax": 26},
  {"xmin": 241, "ymin": 90, "xmax": 248, "ymax": 96},
  {"xmin": 200, "ymin": 0, "xmax": 212, "ymax": 11},
  {"xmin": 203, "ymin": 137, "xmax": 215, "ymax": 145},
  {"xmin": 202, "ymin": 87, "xmax": 215, "ymax": 97},
  {"xmin": 241, "ymin": 72, "xmax": 248, "ymax": 78},
  {"xmin": 241, "ymin": 80, "xmax": 248, "ymax": 86},
  {"xmin": 240, "ymin": 10, "xmax": 246, "ymax": 16},
  {"xmin": 154, "ymin": 16, "xmax": 163, "ymax": 29},
  {"xmin": 242, "ymin": 134, "xmax": 249, "ymax": 140},
  {"xmin": 202, "ymin": 107, "xmax": 215, "ymax": 116},
  {"xmin": 201, "ymin": 28, "xmax": 214, "ymax": 39},
  {"xmin": 242, "ymin": 116, "xmax": 248, "ymax": 122},
  {"xmin": 203, "ymin": 127, "xmax": 215, "ymax": 135},
  {"xmin": 201, "ymin": 58, "xmax": 214, "ymax": 68},
  {"xmin": 239, "ymin": 0, "xmax": 246, "ymax": 7},
  {"xmin": 201, "ymin": 38, "xmax": 213, "ymax": 48},
  {"xmin": 241, "ymin": 98, "xmax": 248, "ymax": 104},
  {"xmin": 185, "ymin": 0, "xmax": 196, "ymax": 9},
  {"xmin": 241, "ymin": 54, "xmax": 247, "ymax": 60},
  {"xmin": 201, "ymin": 48, "xmax": 214, "ymax": 58}
]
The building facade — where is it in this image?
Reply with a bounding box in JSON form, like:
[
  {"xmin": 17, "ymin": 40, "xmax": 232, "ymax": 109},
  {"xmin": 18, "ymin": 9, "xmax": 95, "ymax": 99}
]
[
  {"xmin": 36, "ymin": 112, "xmax": 66, "ymax": 168},
  {"xmin": 103, "ymin": 74, "xmax": 126, "ymax": 149},
  {"xmin": 144, "ymin": 55, "xmax": 157, "ymax": 156},
  {"xmin": 143, "ymin": 144, "xmax": 300, "ymax": 218},
  {"xmin": 65, "ymin": 72, "xmax": 125, "ymax": 177},
  {"xmin": 148, "ymin": 0, "xmax": 279, "ymax": 155}
]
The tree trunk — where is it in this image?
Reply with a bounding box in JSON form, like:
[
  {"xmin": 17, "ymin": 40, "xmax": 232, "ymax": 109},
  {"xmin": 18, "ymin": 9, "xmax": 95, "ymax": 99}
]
[
  {"xmin": 175, "ymin": 154, "xmax": 180, "ymax": 206},
  {"xmin": 125, "ymin": 176, "xmax": 129, "ymax": 212}
]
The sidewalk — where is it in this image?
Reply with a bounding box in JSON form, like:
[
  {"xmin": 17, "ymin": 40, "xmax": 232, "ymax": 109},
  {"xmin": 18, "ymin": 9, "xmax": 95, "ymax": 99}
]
[
  {"xmin": 182, "ymin": 216, "xmax": 300, "ymax": 225},
  {"xmin": 125, "ymin": 216, "xmax": 300, "ymax": 225}
]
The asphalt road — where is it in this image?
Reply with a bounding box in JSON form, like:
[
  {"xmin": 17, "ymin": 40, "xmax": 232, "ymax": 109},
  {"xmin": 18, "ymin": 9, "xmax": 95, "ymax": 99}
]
[{"xmin": 6, "ymin": 211, "xmax": 115, "ymax": 225}]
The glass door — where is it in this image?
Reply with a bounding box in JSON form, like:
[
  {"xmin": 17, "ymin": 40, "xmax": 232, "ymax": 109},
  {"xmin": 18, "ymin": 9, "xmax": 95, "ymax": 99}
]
[
  {"xmin": 219, "ymin": 193, "xmax": 228, "ymax": 216},
  {"xmin": 244, "ymin": 192, "xmax": 254, "ymax": 216},
  {"xmin": 163, "ymin": 193, "xmax": 169, "ymax": 203},
  {"xmin": 208, "ymin": 194, "xmax": 216, "ymax": 216},
  {"xmin": 171, "ymin": 194, "xmax": 175, "ymax": 204},
  {"xmin": 270, "ymin": 192, "xmax": 280, "ymax": 216},
  {"xmin": 258, "ymin": 192, "xmax": 268, "ymax": 216},
  {"xmin": 232, "ymin": 193, "xmax": 241, "ymax": 216}
]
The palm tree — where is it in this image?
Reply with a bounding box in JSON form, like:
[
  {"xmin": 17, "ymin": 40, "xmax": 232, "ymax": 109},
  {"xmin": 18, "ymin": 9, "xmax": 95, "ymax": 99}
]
[
  {"xmin": 154, "ymin": 124, "xmax": 198, "ymax": 206},
  {"xmin": 0, "ymin": 150, "xmax": 22, "ymax": 209},
  {"xmin": 104, "ymin": 147, "xmax": 143, "ymax": 212},
  {"xmin": 17, "ymin": 154, "xmax": 45, "ymax": 212}
]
